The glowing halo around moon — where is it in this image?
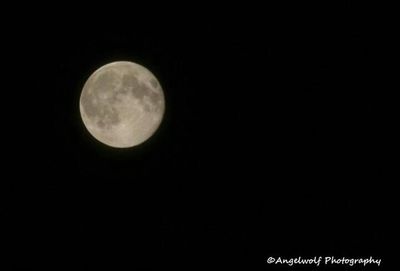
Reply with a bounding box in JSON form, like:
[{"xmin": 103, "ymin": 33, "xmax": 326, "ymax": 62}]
[{"xmin": 79, "ymin": 61, "xmax": 165, "ymax": 148}]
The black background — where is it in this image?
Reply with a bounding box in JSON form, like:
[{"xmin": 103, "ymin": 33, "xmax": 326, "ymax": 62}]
[{"xmin": 5, "ymin": 3, "xmax": 386, "ymax": 270}]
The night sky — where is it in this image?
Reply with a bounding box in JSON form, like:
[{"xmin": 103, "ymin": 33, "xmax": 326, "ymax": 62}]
[{"xmin": 6, "ymin": 3, "xmax": 385, "ymax": 270}]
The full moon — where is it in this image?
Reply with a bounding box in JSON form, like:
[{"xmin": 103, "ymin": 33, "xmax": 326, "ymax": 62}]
[{"xmin": 79, "ymin": 61, "xmax": 165, "ymax": 148}]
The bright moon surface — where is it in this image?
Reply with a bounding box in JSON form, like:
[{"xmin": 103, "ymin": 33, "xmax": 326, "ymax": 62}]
[{"xmin": 79, "ymin": 61, "xmax": 165, "ymax": 148}]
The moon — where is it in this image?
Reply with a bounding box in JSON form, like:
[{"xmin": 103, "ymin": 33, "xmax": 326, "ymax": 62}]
[{"xmin": 79, "ymin": 61, "xmax": 165, "ymax": 148}]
